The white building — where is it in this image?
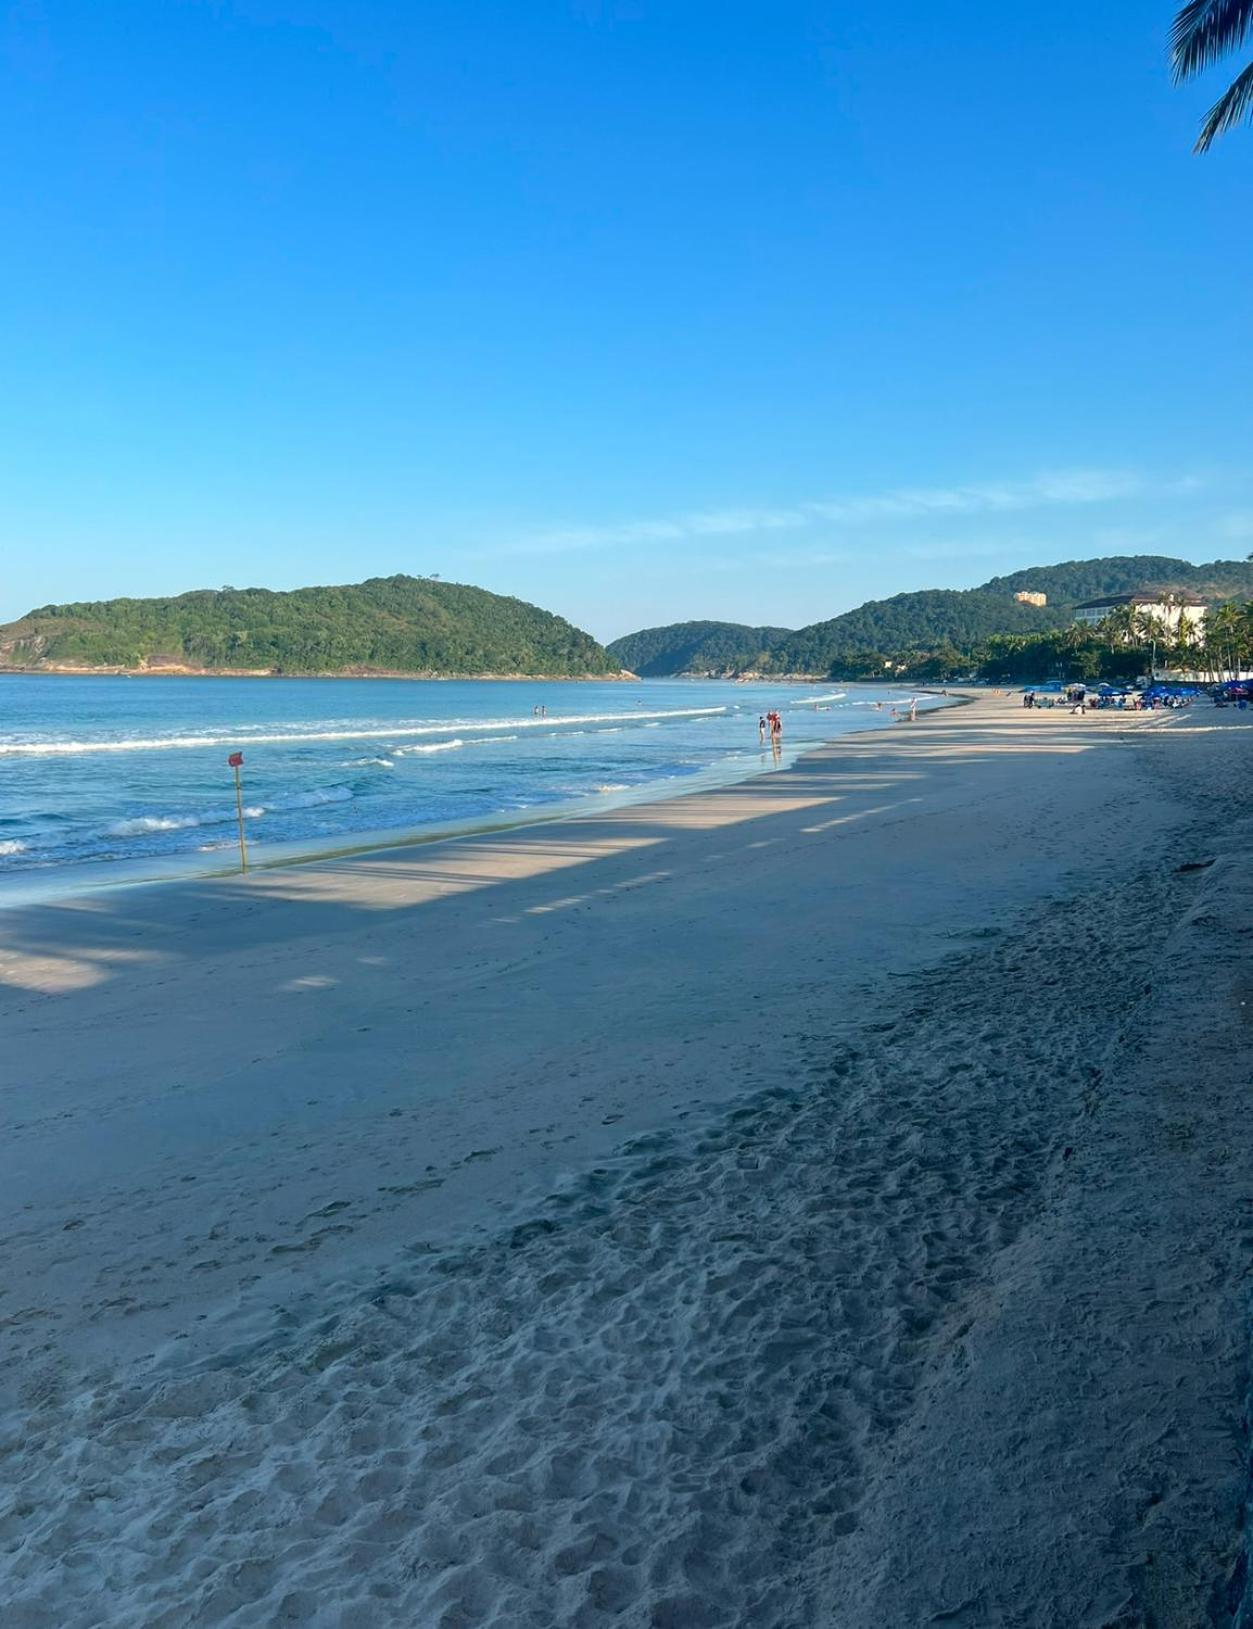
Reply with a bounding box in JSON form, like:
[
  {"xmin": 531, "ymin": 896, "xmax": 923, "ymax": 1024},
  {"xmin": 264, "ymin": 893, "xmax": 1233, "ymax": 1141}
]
[{"xmin": 1072, "ymin": 592, "xmax": 1208, "ymax": 635}]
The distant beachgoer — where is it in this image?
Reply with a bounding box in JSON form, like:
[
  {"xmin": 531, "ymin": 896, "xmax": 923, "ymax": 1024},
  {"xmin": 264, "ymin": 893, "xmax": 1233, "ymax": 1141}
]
[
  {"xmin": 908, "ymin": 698, "xmax": 918, "ymax": 723},
  {"xmin": 758, "ymin": 716, "xmax": 767, "ymax": 744}
]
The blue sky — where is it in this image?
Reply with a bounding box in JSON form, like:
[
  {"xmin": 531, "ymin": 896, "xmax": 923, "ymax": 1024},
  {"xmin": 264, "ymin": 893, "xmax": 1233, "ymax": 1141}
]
[{"xmin": 2, "ymin": 1, "xmax": 1250, "ymax": 641}]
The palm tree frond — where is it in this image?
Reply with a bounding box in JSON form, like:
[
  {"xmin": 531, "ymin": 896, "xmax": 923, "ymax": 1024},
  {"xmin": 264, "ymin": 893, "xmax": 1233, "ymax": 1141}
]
[
  {"xmin": 1171, "ymin": 0, "xmax": 1253, "ymax": 82},
  {"xmin": 1194, "ymin": 57, "xmax": 1253, "ymax": 147}
]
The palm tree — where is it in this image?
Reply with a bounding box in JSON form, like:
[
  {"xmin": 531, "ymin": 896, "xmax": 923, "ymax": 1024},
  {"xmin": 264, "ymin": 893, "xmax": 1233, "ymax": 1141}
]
[
  {"xmin": 1098, "ymin": 605, "xmax": 1137, "ymax": 647},
  {"xmin": 1133, "ymin": 610, "xmax": 1169, "ymax": 677},
  {"xmin": 1225, "ymin": 599, "xmax": 1252, "ymax": 675},
  {"xmin": 1204, "ymin": 600, "xmax": 1242, "ymax": 678},
  {"xmin": 1172, "ymin": 0, "xmax": 1253, "ymax": 151}
]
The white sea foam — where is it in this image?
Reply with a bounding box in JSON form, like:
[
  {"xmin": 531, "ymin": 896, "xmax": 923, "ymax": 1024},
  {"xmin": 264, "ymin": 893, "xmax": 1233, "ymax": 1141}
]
[
  {"xmin": 0, "ymin": 707, "xmax": 728, "ymax": 757},
  {"xmin": 108, "ymin": 786, "xmax": 353, "ymax": 838},
  {"xmin": 593, "ymin": 782, "xmax": 630, "ymax": 793},
  {"xmin": 394, "ymin": 738, "xmax": 465, "ymax": 756},
  {"xmin": 0, "ymin": 838, "xmax": 29, "ymax": 856},
  {"xmin": 344, "ymin": 757, "xmax": 395, "ymax": 768},
  {"xmin": 109, "ymin": 814, "xmax": 208, "ymax": 836}
]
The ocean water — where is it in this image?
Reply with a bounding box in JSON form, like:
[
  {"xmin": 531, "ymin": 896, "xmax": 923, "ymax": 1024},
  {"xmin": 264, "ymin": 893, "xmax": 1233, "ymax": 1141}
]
[{"xmin": 0, "ymin": 674, "xmax": 942, "ymax": 888}]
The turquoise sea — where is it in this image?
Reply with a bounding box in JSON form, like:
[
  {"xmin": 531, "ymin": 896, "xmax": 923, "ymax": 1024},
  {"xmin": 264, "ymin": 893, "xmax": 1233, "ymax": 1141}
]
[{"xmin": 0, "ymin": 674, "xmax": 943, "ymax": 891}]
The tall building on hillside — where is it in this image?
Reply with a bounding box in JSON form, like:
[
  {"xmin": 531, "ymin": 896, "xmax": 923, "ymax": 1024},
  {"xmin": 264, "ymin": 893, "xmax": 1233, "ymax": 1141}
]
[
  {"xmin": 1072, "ymin": 592, "xmax": 1207, "ymax": 633},
  {"xmin": 1014, "ymin": 590, "xmax": 1047, "ymax": 606}
]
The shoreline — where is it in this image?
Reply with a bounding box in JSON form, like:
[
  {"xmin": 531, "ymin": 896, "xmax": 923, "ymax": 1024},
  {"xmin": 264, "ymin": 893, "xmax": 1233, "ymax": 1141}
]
[
  {"xmin": 0, "ymin": 690, "xmax": 956, "ymax": 909},
  {"xmin": 3, "ymin": 694, "xmax": 1248, "ymax": 1626}
]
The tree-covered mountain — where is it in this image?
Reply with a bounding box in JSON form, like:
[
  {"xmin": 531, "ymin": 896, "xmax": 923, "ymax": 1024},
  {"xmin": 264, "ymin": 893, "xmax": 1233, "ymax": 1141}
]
[
  {"xmin": 978, "ymin": 555, "xmax": 1253, "ymax": 605},
  {"xmin": 763, "ymin": 590, "xmax": 1060, "ymax": 674},
  {"xmin": 0, "ymin": 575, "xmax": 622, "ymax": 678},
  {"xmin": 609, "ymin": 555, "xmax": 1253, "ymax": 678},
  {"xmin": 769, "ymin": 556, "xmax": 1253, "ymax": 675},
  {"xmin": 606, "ymin": 621, "xmax": 792, "ymax": 677}
]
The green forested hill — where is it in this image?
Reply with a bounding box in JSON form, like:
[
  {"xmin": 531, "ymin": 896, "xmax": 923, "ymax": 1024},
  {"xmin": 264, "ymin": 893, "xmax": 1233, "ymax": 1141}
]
[
  {"xmin": 606, "ymin": 621, "xmax": 792, "ymax": 677},
  {"xmin": 609, "ymin": 554, "xmax": 1253, "ymax": 678},
  {"xmin": 763, "ymin": 590, "xmax": 1060, "ymax": 673},
  {"xmin": 979, "ymin": 555, "xmax": 1253, "ymax": 604},
  {"xmin": 762, "ymin": 556, "xmax": 1253, "ymax": 675},
  {"xmin": 0, "ymin": 575, "xmax": 621, "ymax": 677}
]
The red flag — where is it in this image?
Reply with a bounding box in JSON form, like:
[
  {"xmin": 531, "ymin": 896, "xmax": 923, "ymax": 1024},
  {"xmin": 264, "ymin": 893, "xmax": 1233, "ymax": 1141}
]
[{"xmin": 228, "ymin": 751, "xmax": 243, "ymax": 768}]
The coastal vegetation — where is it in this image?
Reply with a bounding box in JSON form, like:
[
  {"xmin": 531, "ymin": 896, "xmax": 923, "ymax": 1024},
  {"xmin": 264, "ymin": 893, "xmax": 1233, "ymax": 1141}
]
[
  {"xmin": 611, "ymin": 555, "xmax": 1253, "ymax": 682},
  {"xmin": 970, "ymin": 599, "xmax": 1253, "ymax": 685},
  {"xmin": 0, "ymin": 575, "xmax": 622, "ymax": 678},
  {"xmin": 812, "ymin": 599, "xmax": 1253, "ymax": 686}
]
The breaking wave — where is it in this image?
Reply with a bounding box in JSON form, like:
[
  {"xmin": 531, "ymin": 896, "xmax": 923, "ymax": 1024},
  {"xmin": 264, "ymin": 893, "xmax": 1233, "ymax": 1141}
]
[
  {"xmin": 0, "ymin": 707, "xmax": 728, "ymax": 758},
  {"xmin": 394, "ymin": 739, "xmax": 464, "ymax": 756},
  {"xmin": 108, "ymin": 786, "xmax": 354, "ymax": 838}
]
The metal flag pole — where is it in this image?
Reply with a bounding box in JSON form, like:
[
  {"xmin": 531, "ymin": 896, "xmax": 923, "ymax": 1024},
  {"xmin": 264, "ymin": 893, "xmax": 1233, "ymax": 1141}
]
[{"xmin": 228, "ymin": 751, "xmax": 248, "ymax": 873}]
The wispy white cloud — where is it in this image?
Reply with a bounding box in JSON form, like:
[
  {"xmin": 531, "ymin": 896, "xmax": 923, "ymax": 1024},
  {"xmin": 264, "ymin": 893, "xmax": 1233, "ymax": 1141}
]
[
  {"xmin": 502, "ymin": 468, "xmax": 1167, "ymax": 556},
  {"xmin": 803, "ymin": 469, "xmax": 1146, "ymax": 526},
  {"xmin": 702, "ymin": 546, "xmax": 857, "ymax": 572},
  {"xmin": 516, "ymin": 506, "xmax": 809, "ymax": 554}
]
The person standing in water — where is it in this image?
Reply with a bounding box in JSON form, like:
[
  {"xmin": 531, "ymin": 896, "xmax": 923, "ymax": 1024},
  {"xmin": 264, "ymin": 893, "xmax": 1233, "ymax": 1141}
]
[{"xmin": 758, "ymin": 715, "xmax": 767, "ymax": 745}]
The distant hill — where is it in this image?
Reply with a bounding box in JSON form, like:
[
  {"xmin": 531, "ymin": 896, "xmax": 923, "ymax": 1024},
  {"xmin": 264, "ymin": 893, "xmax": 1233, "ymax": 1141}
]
[
  {"xmin": 608, "ymin": 555, "xmax": 1253, "ymax": 679},
  {"xmin": 764, "ymin": 590, "xmax": 1060, "ymax": 674},
  {"xmin": 979, "ymin": 555, "xmax": 1253, "ymax": 605},
  {"xmin": 606, "ymin": 621, "xmax": 792, "ymax": 677},
  {"xmin": 0, "ymin": 575, "xmax": 622, "ymax": 678}
]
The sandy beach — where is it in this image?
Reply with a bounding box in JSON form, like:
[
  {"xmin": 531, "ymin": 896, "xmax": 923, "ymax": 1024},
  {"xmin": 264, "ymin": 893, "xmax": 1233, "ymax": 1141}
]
[{"xmin": 2, "ymin": 694, "xmax": 1250, "ymax": 1627}]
